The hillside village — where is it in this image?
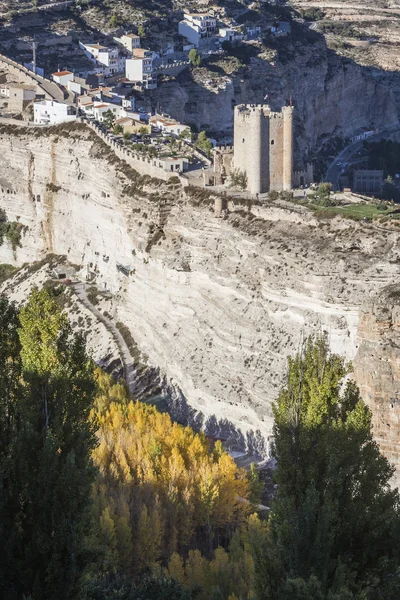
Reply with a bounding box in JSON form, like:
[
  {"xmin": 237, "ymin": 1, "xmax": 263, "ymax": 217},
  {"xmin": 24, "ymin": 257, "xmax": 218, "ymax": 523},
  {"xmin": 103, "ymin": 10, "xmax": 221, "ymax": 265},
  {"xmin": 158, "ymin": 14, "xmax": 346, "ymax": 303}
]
[
  {"xmin": 0, "ymin": 1, "xmax": 296, "ymax": 184},
  {"xmin": 1, "ymin": 0, "xmax": 400, "ymax": 201}
]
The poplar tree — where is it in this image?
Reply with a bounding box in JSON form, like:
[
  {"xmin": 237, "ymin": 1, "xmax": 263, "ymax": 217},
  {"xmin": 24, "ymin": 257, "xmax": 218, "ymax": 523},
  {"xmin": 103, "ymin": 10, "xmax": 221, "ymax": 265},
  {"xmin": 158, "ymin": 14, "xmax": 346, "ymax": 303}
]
[
  {"xmin": 0, "ymin": 288, "xmax": 97, "ymax": 600},
  {"xmin": 255, "ymin": 336, "xmax": 400, "ymax": 600}
]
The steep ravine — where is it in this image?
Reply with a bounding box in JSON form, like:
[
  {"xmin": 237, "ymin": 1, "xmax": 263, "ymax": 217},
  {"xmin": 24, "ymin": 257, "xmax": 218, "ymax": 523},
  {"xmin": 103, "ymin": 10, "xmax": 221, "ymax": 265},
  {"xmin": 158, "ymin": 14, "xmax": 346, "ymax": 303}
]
[{"xmin": 1, "ymin": 123, "xmax": 400, "ymax": 462}]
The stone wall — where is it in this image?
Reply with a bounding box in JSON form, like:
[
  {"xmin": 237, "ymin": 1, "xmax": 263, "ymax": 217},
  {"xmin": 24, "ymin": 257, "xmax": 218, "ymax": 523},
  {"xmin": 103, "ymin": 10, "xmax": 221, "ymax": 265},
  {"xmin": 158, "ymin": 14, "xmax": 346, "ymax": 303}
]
[
  {"xmin": 0, "ymin": 53, "xmax": 58, "ymax": 100},
  {"xmin": 154, "ymin": 61, "xmax": 190, "ymax": 78},
  {"xmin": 85, "ymin": 120, "xmax": 189, "ymax": 186},
  {"xmin": 233, "ymin": 104, "xmax": 293, "ymax": 194}
]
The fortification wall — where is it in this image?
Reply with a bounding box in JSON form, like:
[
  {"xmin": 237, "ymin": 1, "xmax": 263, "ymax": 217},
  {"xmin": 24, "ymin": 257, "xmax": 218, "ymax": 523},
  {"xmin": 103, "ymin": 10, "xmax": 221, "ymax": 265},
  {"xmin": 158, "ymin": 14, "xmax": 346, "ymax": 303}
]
[
  {"xmin": 233, "ymin": 104, "xmax": 294, "ymax": 194},
  {"xmin": 282, "ymin": 106, "xmax": 294, "ymax": 191},
  {"xmin": 269, "ymin": 112, "xmax": 285, "ymax": 191},
  {"xmin": 154, "ymin": 61, "xmax": 190, "ymax": 78},
  {"xmin": 214, "ymin": 145, "xmax": 233, "ymax": 185},
  {"xmin": 86, "ymin": 120, "xmax": 189, "ymax": 186},
  {"xmin": 233, "ymin": 104, "xmax": 272, "ymax": 194},
  {"xmin": 0, "ymin": 53, "xmax": 60, "ymax": 100}
]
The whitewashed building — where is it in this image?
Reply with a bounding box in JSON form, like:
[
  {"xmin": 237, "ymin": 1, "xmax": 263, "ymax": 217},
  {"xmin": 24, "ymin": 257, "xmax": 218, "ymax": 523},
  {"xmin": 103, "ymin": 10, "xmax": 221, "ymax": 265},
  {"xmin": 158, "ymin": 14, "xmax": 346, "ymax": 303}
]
[
  {"xmin": 125, "ymin": 49, "xmax": 157, "ymax": 89},
  {"xmin": 178, "ymin": 13, "xmax": 217, "ymax": 47},
  {"xmin": 149, "ymin": 114, "xmax": 186, "ymax": 136},
  {"xmin": 114, "ymin": 33, "xmax": 141, "ymax": 53},
  {"xmin": 52, "ymin": 70, "xmax": 74, "ymax": 86},
  {"xmin": 79, "ymin": 42, "xmax": 125, "ymax": 75},
  {"xmin": 33, "ymin": 100, "xmax": 76, "ymax": 125}
]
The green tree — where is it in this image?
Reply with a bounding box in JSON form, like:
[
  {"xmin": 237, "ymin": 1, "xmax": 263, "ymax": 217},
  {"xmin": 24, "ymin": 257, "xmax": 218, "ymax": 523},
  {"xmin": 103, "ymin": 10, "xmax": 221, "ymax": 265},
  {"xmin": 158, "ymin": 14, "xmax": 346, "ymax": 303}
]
[
  {"xmin": 247, "ymin": 463, "xmax": 263, "ymax": 505},
  {"xmin": 188, "ymin": 49, "xmax": 202, "ymax": 67},
  {"xmin": 0, "ymin": 298, "xmax": 23, "ymax": 597},
  {"xmin": 109, "ymin": 13, "xmax": 119, "ymax": 28},
  {"xmin": 113, "ymin": 124, "xmax": 123, "ymax": 135},
  {"xmin": 267, "ymin": 190, "xmax": 279, "ymax": 202},
  {"xmin": 196, "ymin": 131, "xmax": 213, "ymax": 158},
  {"xmin": 229, "ymin": 167, "xmax": 247, "ymax": 190},
  {"xmin": 137, "ymin": 24, "xmax": 146, "ymax": 39},
  {"xmin": 103, "ymin": 109, "xmax": 116, "ymax": 130},
  {"xmin": 254, "ymin": 336, "xmax": 400, "ymax": 600},
  {"xmin": 180, "ymin": 127, "xmax": 193, "ymax": 142},
  {"xmin": 0, "ymin": 289, "xmax": 98, "ymax": 600}
]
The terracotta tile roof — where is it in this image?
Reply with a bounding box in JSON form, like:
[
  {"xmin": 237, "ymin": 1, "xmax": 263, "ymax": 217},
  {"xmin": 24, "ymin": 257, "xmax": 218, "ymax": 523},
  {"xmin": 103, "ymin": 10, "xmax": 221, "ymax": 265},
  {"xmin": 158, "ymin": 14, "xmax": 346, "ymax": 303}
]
[
  {"xmin": 52, "ymin": 70, "xmax": 73, "ymax": 77},
  {"xmin": 132, "ymin": 48, "xmax": 152, "ymax": 58},
  {"xmin": 150, "ymin": 114, "xmax": 181, "ymax": 127},
  {"xmin": 115, "ymin": 116, "xmax": 140, "ymax": 124}
]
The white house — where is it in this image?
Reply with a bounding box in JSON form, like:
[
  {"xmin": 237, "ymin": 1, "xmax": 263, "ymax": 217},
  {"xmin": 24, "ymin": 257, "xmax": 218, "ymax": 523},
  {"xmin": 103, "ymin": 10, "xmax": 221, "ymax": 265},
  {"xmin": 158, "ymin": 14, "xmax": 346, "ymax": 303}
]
[
  {"xmin": 178, "ymin": 13, "xmax": 217, "ymax": 47},
  {"xmin": 81, "ymin": 101, "xmax": 127, "ymax": 122},
  {"xmin": 34, "ymin": 100, "xmax": 76, "ymax": 125},
  {"xmin": 125, "ymin": 49, "xmax": 157, "ymax": 89},
  {"xmin": 156, "ymin": 156, "xmax": 188, "ymax": 173},
  {"xmin": 67, "ymin": 79, "xmax": 83, "ymax": 96},
  {"xmin": 52, "ymin": 70, "xmax": 74, "ymax": 86},
  {"xmin": 218, "ymin": 27, "xmax": 242, "ymax": 43},
  {"xmin": 79, "ymin": 42, "xmax": 125, "ymax": 75},
  {"xmin": 114, "ymin": 33, "xmax": 141, "ymax": 53},
  {"xmin": 149, "ymin": 114, "xmax": 186, "ymax": 136}
]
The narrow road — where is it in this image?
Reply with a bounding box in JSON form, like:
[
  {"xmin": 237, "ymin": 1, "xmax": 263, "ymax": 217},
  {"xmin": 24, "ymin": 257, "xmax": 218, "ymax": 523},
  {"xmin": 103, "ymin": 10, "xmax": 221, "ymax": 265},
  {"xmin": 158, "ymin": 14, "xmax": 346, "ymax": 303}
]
[
  {"xmin": 325, "ymin": 127, "xmax": 400, "ymax": 190},
  {"xmin": 0, "ymin": 54, "xmax": 65, "ymax": 102},
  {"xmin": 71, "ymin": 282, "xmax": 137, "ymax": 396}
]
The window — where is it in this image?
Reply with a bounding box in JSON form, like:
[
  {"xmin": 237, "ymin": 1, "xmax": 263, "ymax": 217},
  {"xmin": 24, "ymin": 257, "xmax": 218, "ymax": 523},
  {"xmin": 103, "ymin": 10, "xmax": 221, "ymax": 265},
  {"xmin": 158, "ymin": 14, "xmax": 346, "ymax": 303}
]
[
  {"xmin": 242, "ymin": 138, "xmax": 245, "ymax": 143},
  {"xmin": 271, "ymin": 140, "xmax": 274, "ymax": 145}
]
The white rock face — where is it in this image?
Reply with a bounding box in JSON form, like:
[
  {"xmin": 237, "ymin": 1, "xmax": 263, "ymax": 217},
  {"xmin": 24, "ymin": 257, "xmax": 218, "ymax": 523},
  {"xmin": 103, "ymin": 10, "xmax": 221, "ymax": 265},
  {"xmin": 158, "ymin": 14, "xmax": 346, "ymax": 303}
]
[
  {"xmin": 1, "ymin": 123, "xmax": 400, "ymax": 453},
  {"xmin": 0, "ymin": 262, "xmax": 121, "ymax": 373}
]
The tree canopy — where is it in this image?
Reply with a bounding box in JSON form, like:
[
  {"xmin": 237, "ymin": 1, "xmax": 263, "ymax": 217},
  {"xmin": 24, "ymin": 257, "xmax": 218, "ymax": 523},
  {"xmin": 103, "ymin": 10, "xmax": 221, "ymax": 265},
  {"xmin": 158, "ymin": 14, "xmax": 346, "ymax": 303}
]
[
  {"xmin": 254, "ymin": 336, "xmax": 400, "ymax": 600},
  {"xmin": 0, "ymin": 289, "xmax": 97, "ymax": 600},
  {"xmin": 2, "ymin": 286, "xmax": 400, "ymax": 600}
]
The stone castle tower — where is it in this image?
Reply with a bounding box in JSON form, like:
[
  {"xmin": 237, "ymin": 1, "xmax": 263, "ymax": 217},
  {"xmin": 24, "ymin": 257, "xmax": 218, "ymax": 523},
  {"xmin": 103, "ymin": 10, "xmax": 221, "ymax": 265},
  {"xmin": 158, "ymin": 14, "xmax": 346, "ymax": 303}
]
[{"xmin": 233, "ymin": 104, "xmax": 294, "ymax": 194}]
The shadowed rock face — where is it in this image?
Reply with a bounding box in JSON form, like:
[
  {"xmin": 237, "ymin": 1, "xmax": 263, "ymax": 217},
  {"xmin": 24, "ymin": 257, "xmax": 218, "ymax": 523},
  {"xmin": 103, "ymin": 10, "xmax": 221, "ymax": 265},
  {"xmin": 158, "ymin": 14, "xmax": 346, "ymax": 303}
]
[
  {"xmin": 354, "ymin": 284, "xmax": 400, "ymax": 487},
  {"xmin": 1, "ymin": 123, "xmax": 400, "ymax": 458}
]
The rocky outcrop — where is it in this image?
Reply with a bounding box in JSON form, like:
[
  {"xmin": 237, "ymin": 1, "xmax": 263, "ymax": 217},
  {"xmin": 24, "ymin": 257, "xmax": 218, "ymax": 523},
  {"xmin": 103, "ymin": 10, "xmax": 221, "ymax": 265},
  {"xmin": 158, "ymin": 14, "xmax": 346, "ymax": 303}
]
[
  {"xmin": 152, "ymin": 35, "xmax": 399, "ymax": 163},
  {"xmin": 353, "ymin": 285, "xmax": 400, "ymax": 487},
  {"xmin": 1, "ymin": 122, "xmax": 400, "ymax": 458}
]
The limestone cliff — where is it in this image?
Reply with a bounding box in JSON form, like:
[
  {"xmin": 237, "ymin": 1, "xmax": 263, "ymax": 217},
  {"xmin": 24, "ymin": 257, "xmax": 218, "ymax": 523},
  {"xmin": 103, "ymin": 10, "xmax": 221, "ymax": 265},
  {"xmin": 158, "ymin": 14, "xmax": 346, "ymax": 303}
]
[
  {"xmin": 1, "ymin": 122, "xmax": 400, "ymax": 458},
  {"xmin": 354, "ymin": 285, "xmax": 400, "ymax": 488},
  {"xmin": 152, "ymin": 35, "xmax": 398, "ymax": 163}
]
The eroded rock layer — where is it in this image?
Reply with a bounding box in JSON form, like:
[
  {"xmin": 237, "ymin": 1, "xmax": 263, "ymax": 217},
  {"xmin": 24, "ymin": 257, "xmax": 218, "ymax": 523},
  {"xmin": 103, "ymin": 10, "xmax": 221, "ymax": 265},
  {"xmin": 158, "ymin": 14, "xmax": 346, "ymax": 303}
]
[
  {"xmin": 354, "ymin": 285, "xmax": 400, "ymax": 488},
  {"xmin": 0, "ymin": 123, "xmax": 399, "ymax": 460}
]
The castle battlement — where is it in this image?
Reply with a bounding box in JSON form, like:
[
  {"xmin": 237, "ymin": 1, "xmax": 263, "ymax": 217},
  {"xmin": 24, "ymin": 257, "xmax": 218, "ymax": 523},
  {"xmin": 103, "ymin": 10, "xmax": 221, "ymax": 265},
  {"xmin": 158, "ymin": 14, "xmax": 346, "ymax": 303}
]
[
  {"xmin": 215, "ymin": 145, "xmax": 233, "ymax": 153},
  {"xmin": 233, "ymin": 103, "xmax": 293, "ymax": 194},
  {"xmin": 235, "ymin": 103, "xmax": 271, "ymax": 118}
]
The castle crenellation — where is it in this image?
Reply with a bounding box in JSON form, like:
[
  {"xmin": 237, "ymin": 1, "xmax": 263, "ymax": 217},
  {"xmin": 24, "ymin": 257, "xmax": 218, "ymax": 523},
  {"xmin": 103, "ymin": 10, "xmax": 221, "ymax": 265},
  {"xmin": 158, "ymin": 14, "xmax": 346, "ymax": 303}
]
[{"xmin": 232, "ymin": 103, "xmax": 294, "ymax": 194}]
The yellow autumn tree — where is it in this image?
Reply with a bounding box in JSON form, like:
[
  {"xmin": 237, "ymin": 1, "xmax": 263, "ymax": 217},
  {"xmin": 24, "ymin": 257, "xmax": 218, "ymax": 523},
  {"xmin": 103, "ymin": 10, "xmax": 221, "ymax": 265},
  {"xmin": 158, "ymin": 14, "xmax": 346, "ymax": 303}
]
[{"xmin": 91, "ymin": 369, "xmax": 254, "ymax": 591}]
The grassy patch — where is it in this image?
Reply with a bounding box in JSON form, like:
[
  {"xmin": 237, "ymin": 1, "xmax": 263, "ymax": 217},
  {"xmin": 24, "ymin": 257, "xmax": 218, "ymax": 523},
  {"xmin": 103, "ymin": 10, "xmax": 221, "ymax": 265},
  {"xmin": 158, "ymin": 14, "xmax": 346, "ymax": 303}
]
[
  {"xmin": 314, "ymin": 203, "xmax": 393, "ymax": 220},
  {"xmin": 0, "ymin": 264, "xmax": 18, "ymax": 285}
]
